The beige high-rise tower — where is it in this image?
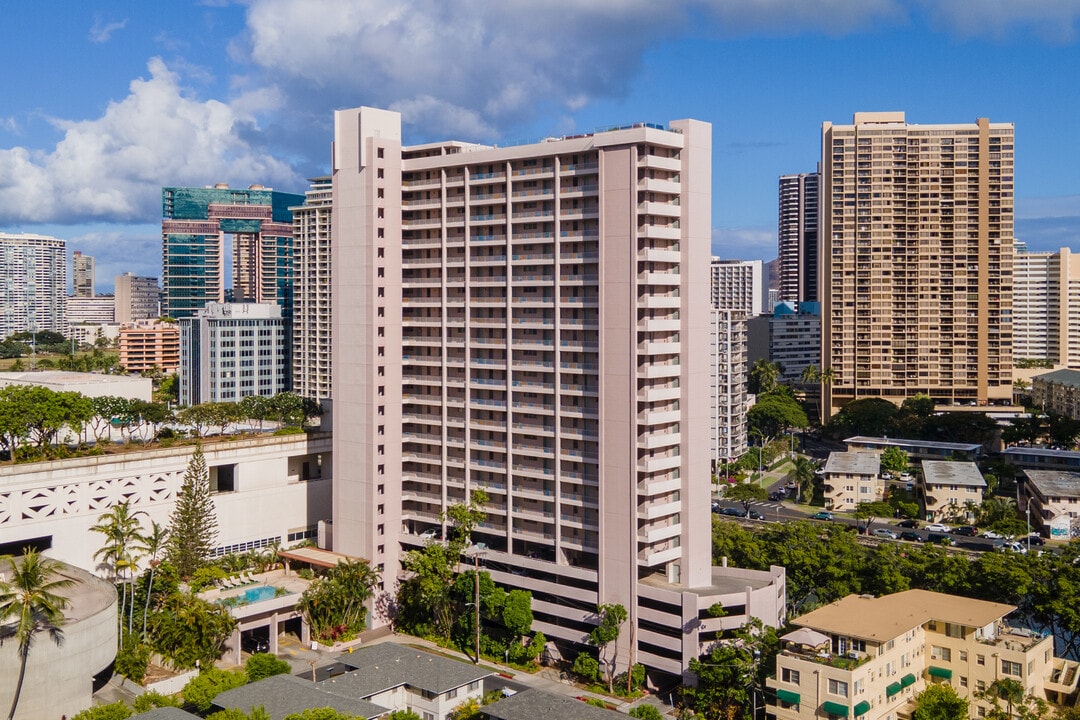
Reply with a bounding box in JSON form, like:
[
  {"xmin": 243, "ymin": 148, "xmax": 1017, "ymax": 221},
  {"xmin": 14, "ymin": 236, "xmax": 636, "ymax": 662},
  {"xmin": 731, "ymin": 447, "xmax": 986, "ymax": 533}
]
[
  {"xmin": 821, "ymin": 112, "xmax": 1014, "ymax": 417},
  {"xmin": 331, "ymin": 108, "xmax": 783, "ymax": 678}
]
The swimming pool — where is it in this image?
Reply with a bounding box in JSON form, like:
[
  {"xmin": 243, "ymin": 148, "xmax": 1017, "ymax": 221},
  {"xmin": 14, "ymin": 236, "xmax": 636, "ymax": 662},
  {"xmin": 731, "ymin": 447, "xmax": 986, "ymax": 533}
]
[{"xmin": 243, "ymin": 585, "xmax": 285, "ymax": 603}]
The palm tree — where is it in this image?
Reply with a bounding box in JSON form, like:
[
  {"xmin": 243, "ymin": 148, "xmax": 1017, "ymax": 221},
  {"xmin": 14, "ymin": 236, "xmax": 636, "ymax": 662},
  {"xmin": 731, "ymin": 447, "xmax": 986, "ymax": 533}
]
[
  {"xmin": 141, "ymin": 521, "xmax": 169, "ymax": 636},
  {"xmin": 0, "ymin": 548, "xmax": 75, "ymax": 720},
  {"xmin": 792, "ymin": 456, "xmax": 816, "ymax": 505},
  {"xmin": 91, "ymin": 502, "xmax": 147, "ymax": 641}
]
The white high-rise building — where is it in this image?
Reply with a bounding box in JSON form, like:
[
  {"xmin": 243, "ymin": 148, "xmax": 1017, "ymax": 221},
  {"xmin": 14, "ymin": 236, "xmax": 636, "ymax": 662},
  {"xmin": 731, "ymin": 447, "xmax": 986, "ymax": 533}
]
[
  {"xmin": 710, "ymin": 308, "xmax": 748, "ymax": 464},
  {"xmin": 179, "ymin": 302, "xmax": 288, "ymax": 406},
  {"xmin": 330, "ymin": 107, "xmax": 784, "ymax": 679},
  {"xmin": 291, "ymin": 177, "xmax": 334, "ymax": 401},
  {"xmin": 1013, "ymin": 246, "xmax": 1080, "ymax": 369},
  {"xmin": 710, "ymin": 258, "xmax": 767, "ymax": 316},
  {"xmin": 0, "ymin": 233, "xmax": 67, "ymax": 339}
]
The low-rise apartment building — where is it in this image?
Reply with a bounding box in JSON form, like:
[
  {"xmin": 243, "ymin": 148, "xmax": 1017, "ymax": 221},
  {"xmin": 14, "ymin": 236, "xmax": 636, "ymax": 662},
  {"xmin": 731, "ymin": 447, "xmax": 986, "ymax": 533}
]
[
  {"xmin": 1022, "ymin": 469, "xmax": 1080, "ymax": 539},
  {"xmin": 921, "ymin": 461, "xmax": 985, "ymax": 523},
  {"xmin": 766, "ymin": 590, "xmax": 1079, "ymax": 720},
  {"xmin": 844, "ymin": 437, "xmax": 983, "ymax": 463},
  {"xmin": 1032, "ymin": 369, "xmax": 1080, "ymax": 421},
  {"xmin": 823, "ymin": 451, "xmax": 881, "ymax": 512},
  {"xmin": 118, "ymin": 320, "xmax": 180, "ymax": 372}
]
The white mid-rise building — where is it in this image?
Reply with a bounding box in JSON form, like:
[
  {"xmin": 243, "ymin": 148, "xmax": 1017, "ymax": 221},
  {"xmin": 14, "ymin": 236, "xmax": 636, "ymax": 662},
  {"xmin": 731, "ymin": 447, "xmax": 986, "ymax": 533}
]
[
  {"xmin": 1013, "ymin": 245, "xmax": 1080, "ymax": 368},
  {"xmin": 710, "ymin": 258, "xmax": 767, "ymax": 316},
  {"xmin": 114, "ymin": 272, "xmax": 160, "ymax": 323},
  {"xmin": 67, "ymin": 295, "xmax": 116, "ymax": 325},
  {"xmin": 179, "ymin": 302, "xmax": 288, "ymax": 406},
  {"xmin": 711, "ymin": 308, "xmax": 748, "ymax": 464}
]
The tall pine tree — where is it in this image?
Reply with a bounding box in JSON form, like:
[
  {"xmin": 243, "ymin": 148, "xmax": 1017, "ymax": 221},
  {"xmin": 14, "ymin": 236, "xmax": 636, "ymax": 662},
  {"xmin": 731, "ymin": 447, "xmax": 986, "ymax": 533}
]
[{"xmin": 166, "ymin": 442, "xmax": 218, "ymax": 578}]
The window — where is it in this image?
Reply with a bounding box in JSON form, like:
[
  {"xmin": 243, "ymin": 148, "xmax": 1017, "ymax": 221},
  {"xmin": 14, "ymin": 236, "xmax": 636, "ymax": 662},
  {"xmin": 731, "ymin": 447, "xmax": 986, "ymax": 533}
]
[
  {"xmin": 446, "ymin": 688, "xmax": 458, "ymax": 700},
  {"xmin": 829, "ymin": 679, "xmax": 849, "ymax": 697},
  {"xmin": 782, "ymin": 669, "xmax": 801, "ymax": 684},
  {"xmin": 976, "ymin": 655, "xmax": 985, "ymax": 666},
  {"xmin": 959, "ymin": 651, "xmax": 967, "ymax": 662},
  {"xmin": 959, "ymin": 676, "xmax": 968, "ymax": 688},
  {"xmin": 1002, "ymin": 660, "xmax": 1022, "ymax": 677},
  {"xmin": 931, "ymin": 646, "xmax": 951, "ymax": 662},
  {"xmin": 468, "ymin": 681, "xmax": 480, "ymax": 692},
  {"xmin": 945, "ymin": 623, "xmax": 964, "ymax": 638},
  {"xmin": 851, "ymin": 639, "xmax": 866, "ymax": 653},
  {"xmin": 976, "ymin": 680, "xmax": 986, "ymax": 691}
]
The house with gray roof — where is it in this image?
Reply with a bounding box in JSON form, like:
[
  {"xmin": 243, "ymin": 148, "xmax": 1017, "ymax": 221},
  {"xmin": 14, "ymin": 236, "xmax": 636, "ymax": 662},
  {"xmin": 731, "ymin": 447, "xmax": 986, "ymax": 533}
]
[
  {"xmin": 212, "ymin": 673, "xmax": 389, "ymax": 720},
  {"xmin": 1023, "ymin": 469, "xmax": 1080, "ymax": 538},
  {"xmin": 481, "ymin": 688, "xmax": 624, "ymax": 720},
  {"xmin": 316, "ymin": 643, "xmax": 493, "ymax": 720}
]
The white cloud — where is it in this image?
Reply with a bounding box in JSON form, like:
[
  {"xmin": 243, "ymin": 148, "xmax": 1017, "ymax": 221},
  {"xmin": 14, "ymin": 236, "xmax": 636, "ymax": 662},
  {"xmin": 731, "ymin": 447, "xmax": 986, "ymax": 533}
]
[
  {"xmin": 917, "ymin": 0, "xmax": 1080, "ymax": 41},
  {"xmin": 90, "ymin": 17, "xmax": 128, "ymax": 44},
  {"xmin": 712, "ymin": 226, "xmax": 777, "ymax": 262},
  {"xmin": 1016, "ymin": 195, "xmax": 1080, "ymax": 220},
  {"xmin": 0, "ymin": 58, "xmax": 300, "ymax": 225}
]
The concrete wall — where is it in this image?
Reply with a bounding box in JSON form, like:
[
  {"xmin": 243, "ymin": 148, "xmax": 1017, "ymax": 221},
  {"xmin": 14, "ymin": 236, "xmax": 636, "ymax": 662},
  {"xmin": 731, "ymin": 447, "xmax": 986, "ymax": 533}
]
[
  {"xmin": 0, "ymin": 433, "xmax": 332, "ymax": 571},
  {"xmin": 0, "ymin": 562, "xmax": 116, "ymax": 719}
]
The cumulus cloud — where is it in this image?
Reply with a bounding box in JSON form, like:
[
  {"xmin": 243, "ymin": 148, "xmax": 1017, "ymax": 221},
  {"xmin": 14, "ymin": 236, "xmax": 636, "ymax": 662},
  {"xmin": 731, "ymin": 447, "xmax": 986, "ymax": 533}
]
[
  {"xmin": 0, "ymin": 58, "xmax": 300, "ymax": 225},
  {"xmin": 90, "ymin": 17, "xmax": 128, "ymax": 43}
]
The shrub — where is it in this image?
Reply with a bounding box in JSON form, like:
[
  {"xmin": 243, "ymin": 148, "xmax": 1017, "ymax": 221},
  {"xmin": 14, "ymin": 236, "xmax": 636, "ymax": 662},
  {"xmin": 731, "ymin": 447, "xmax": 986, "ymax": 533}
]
[
  {"xmin": 133, "ymin": 691, "xmax": 181, "ymax": 713},
  {"xmin": 189, "ymin": 565, "xmax": 227, "ymax": 592},
  {"xmin": 245, "ymin": 652, "xmax": 292, "ymax": 682},
  {"xmin": 71, "ymin": 703, "xmax": 133, "ymax": 720},
  {"xmin": 115, "ymin": 636, "xmax": 153, "ymax": 684},
  {"xmin": 584, "ymin": 698, "xmax": 608, "ymax": 708},
  {"xmin": 182, "ymin": 667, "xmax": 248, "ymax": 713},
  {"xmin": 572, "ymin": 651, "xmax": 601, "ymax": 684},
  {"xmin": 629, "ymin": 705, "xmax": 664, "ymax": 720}
]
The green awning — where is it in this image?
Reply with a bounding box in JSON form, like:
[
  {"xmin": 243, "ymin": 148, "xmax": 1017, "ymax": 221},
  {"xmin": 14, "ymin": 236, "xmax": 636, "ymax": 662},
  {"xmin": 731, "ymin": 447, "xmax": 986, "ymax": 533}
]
[
  {"xmin": 900, "ymin": 673, "xmax": 917, "ymax": 688},
  {"xmin": 776, "ymin": 689, "xmax": 801, "ymax": 705},
  {"xmin": 928, "ymin": 666, "xmax": 953, "ymax": 680},
  {"xmin": 886, "ymin": 682, "xmax": 902, "ymax": 697},
  {"xmin": 823, "ymin": 701, "xmax": 850, "ymax": 717},
  {"xmin": 853, "ymin": 701, "xmax": 871, "ymax": 717}
]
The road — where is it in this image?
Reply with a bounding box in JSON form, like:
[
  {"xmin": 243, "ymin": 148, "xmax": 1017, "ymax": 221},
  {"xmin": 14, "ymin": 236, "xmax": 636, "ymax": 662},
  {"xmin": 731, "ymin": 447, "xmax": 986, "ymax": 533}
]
[{"xmin": 710, "ymin": 496, "xmax": 1027, "ymax": 554}]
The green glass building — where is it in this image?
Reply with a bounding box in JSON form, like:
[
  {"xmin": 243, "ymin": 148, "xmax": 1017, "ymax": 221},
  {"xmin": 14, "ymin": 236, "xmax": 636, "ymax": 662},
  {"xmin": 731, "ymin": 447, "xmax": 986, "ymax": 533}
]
[{"xmin": 161, "ymin": 184, "xmax": 304, "ymax": 319}]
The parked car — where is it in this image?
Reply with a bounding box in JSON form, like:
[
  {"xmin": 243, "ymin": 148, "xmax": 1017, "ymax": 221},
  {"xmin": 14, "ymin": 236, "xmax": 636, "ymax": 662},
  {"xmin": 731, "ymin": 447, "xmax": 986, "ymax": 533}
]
[
  {"xmin": 897, "ymin": 519, "xmax": 919, "ymax": 529},
  {"xmin": 769, "ymin": 490, "xmax": 787, "ymax": 502},
  {"xmin": 1026, "ymin": 534, "xmax": 1046, "ymax": 546},
  {"xmin": 927, "ymin": 532, "xmax": 953, "ymax": 545},
  {"xmin": 711, "ymin": 500, "xmax": 721, "ymax": 512},
  {"xmin": 899, "ymin": 531, "xmax": 924, "ymax": 543},
  {"xmin": 924, "ymin": 523, "xmax": 951, "ymax": 533},
  {"xmin": 953, "ymin": 526, "xmax": 978, "ymax": 537},
  {"xmin": 810, "ymin": 511, "xmax": 834, "ymax": 521},
  {"xmin": 981, "ymin": 530, "xmax": 1004, "ymax": 540},
  {"xmin": 241, "ymin": 633, "xmax": 270, "ymax": 654},
  {"xmin": 872, "ymin": 528, "xmax": 899, "ymax": 540},
  {"xmin": 746, "ymin": 509, "xmax": 766, "ymax": 520},
  {"xmin": 997, "ymin": 541, "xmax": 1027, "ymax": 554},
  {"xmin": 721, "ymin": 507, "xmax": 744, "ymax": 517}
]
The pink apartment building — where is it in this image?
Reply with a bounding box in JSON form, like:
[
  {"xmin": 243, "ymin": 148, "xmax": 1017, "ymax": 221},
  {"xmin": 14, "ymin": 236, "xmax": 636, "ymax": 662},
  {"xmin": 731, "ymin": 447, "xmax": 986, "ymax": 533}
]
[{"xmin": 330, "ymin": 107, "xmax": 784, "ymax": 679}]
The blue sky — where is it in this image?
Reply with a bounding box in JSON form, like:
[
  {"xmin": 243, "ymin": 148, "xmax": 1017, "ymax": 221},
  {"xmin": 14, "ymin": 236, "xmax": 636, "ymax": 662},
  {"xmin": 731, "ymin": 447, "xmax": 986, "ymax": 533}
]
[{"xmin": 2, "ymin": 1, "xmax": 1079, "ymax": 291}]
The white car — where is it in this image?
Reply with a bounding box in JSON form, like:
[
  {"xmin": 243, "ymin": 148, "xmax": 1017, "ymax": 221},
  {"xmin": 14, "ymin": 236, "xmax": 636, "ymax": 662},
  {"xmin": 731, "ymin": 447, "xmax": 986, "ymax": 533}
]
[
  {"xmin": 981, "ymin": 530, "xmax": 1003, "ymax": 540},
  {"xmin": 872, "ymin": 528, "xmax": 899, "ymax": 540},
  {"xmin": 924, "ymin": 523, "xmax": 951, "ymax": 533}
]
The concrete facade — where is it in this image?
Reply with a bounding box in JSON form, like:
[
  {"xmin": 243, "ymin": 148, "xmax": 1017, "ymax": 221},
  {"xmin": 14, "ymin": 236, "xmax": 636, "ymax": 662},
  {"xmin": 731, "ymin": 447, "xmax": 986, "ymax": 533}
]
[
  {"xmin": 0, "ymin": 560, "xmax": 116, "ymax": 720},
  {"xmin": 331, "ymin": 107, "xmax": 756, "ymax": 678},
  {"xmin": 1022, "ymin": 469, "xmax": 1080, "ymax": 538},
  {"xmin": 711, "ymin": 258, "xmax": 768, "ymax": 316},
  {"xmin": 1031, "ymin": 368, "xmax": 1080, "ymax": 420},
  {"xmin": 821, "ymin": 113, "xmax": 1015, "ymax": 416},
  {"xmin": 711, "ymin": 308, "xmax": 749, "ymax": 464},
  {"xmin": 0, "ymin": 433, "xmax": 332, "ymax": 571},
  {"xmin": 0, "ymin": 370, "xmax": 152, "ymax": 401},
  {"xmin": 72, "ymin": 251, "xmax": 95, "ymax": 298}
]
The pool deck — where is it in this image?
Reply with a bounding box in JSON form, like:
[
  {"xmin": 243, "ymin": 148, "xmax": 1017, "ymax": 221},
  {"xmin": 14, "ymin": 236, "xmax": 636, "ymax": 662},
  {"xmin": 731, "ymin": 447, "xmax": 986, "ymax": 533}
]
[{"xmin": 198, "ymin": 568, "xmax": 312, "ymax": 605}]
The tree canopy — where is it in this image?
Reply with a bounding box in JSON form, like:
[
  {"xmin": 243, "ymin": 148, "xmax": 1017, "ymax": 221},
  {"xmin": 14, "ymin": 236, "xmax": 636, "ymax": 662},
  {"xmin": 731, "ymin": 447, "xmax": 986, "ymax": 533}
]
[
  {"xmin": 165, "ymin": 443, "xmax": 219, "ymax": 578},
  {"xmin": 747, "ymin": 392, "xmax": 808, "ymax": 438}
]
